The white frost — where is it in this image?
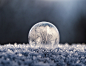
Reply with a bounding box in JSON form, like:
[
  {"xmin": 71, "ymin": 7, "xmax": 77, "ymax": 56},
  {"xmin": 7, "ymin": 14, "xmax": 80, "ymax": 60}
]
[{"xmin": 0, "ymin": 43, "xmax": 86, "ymax": 66}]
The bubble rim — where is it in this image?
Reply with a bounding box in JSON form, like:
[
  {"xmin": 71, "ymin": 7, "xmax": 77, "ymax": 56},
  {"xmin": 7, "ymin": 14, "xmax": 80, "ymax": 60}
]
[{"xmin": 28, "ymin": 21, "xmax": 60, "ymax": 45}]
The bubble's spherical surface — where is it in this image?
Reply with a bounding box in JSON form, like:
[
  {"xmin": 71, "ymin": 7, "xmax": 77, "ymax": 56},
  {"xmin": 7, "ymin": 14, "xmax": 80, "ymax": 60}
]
[{"xmin": 28, "ymin": 21, "xmax": 60, "ymax": 46}]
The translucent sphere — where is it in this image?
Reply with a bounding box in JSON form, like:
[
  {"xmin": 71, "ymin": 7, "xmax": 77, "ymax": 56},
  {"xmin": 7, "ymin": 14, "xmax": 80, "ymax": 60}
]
[{"xmin": 28, "ymin": 21, "xmax": 60, "ymax": 46}]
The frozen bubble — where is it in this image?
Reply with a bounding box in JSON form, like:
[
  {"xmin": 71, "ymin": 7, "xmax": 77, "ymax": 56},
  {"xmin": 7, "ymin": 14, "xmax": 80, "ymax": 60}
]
[{"xmin": 28, "ymin": 21, "xmax": 60, "ymax": 47}]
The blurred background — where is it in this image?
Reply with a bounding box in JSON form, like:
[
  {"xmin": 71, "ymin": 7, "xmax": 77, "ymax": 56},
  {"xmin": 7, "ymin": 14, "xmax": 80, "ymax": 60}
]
[{"xmin": 0, "ymin": 0, "xmax": 86, "ymax": 45}]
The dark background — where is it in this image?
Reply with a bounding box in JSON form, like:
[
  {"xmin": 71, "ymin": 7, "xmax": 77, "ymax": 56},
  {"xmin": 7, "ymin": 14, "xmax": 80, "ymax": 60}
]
[{"xmin": 0, "ymin": 0, "xmax": 86, "ymax": 45}]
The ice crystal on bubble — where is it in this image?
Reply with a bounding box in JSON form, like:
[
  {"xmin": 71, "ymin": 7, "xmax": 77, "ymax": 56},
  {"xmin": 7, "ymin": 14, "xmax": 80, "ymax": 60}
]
[{"xmin": 28, "ymin": 21, "xmax": 60, "ymax": 47}]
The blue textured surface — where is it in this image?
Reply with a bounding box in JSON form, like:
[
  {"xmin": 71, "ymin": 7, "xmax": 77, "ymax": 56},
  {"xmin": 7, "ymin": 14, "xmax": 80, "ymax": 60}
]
[{"xmin": 0, "ymin": 43, "xmax": 86, "ymax": 66}]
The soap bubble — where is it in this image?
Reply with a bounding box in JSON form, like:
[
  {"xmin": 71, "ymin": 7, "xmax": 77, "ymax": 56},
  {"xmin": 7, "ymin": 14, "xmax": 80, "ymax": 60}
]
[{"xmin": 28, "ymin": 21, "xmax": 60, "ymax": 47}]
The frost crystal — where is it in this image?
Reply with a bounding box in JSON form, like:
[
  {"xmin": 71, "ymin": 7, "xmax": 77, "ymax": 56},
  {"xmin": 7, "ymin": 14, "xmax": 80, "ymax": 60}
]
[{"xmin": 28, "ymin": 21, "xmax": 60, "ymax": 47}]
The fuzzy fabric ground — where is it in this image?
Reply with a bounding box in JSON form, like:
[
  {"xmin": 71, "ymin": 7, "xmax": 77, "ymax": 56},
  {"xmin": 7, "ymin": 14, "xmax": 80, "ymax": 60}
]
[{"xmin": 0, "ymin": 43, "xmax": 86, "ymax": 66}]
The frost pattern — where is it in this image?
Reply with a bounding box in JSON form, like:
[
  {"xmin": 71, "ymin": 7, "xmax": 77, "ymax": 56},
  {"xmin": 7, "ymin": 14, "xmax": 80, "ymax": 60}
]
[{"xmin": 28, "ymin": 22, "xmax": 59, "ymax": 46}]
